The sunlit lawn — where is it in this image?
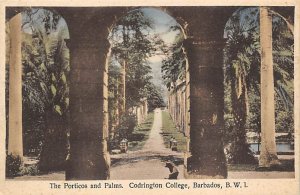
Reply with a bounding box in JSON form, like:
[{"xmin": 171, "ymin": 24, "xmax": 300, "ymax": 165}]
[
  {"xmin": 228, "ymin": 158, "xmax": 294, "ymax": 172},
  {"xmin": 128, "ymin": 112, "xmax": 154, "ymax": 151},
  {"xmin": 161, "ymin": 110, "xmax": 187, "ymax": 152}
]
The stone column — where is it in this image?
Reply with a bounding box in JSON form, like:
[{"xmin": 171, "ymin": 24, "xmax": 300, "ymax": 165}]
[
  {"xmin": 183, "ymin": 37, "xmax": 227, "ymax": 178},
  {"xmin": 66, "ymin": 34, "xmax": 111, "ymax": 180},
  {"xmin": 8, "ymin": 13, "xmax": 23, "ymax": 159}
]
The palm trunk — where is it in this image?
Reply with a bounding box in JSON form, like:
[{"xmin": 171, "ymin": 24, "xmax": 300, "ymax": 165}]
[
  {"xmin": 8, "ymin": 13, "xmax": 23, "ymax": 159},
  {"xmin": 38, "ymin": 110, "xmax": 68, "ymax": 172},
  {"xmin": 119, "ymin": 60, "xmax": 126, "ymax": 115},
  {"xmin": 230, "ymin": 74, "xmax": 256, "ymax": 164},
  {"xmin": 115, "ymin": 78, "xmax": 120, "ymax": 126},
  {"xmin": 38, "ymin": 38, "xmax": 69, "ymax": 172},
  {"xmin": 259, "ymin": 7, "xmax": 280, "ymax": 167}
]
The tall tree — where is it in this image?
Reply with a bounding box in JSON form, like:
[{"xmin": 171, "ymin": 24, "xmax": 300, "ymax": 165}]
[
  {"xmin": 223, "ymin": 7, "xmax": 294, "ymax": 164},
  {"xmin": 144, "ymin": 83, "xmax": 166, "ymax": 112},
  {"xmin": 161, "ymin": 27, "xmax": 186, "ymax": 91},
  {"xmin": 108, "ymin": 64, "xmax": 121, "ymax": 133},
  {"xmin": 38, "ymin": 28, "xmax": 70, "ymax": 172},
  {"xmin": 109, "ymin": 9, "xmax": 163, "ymax": 109},
  {"xmin": 8, "ymin": 13, "xmax": 23, "ymax": 159},
  {"xmin": 259, "ymin": 7, "xmax": 280, "ymax": 167},
  {"xmin": 118, "ymin": 60, "xmax": 126, "ymax": 115},
  {"xmin": 224, "ymin": 8, "xmax": 259, "ymax": 163},
  {"xmin": 108, "ymin": 9, "xmax": 166, "ymax": 142}
]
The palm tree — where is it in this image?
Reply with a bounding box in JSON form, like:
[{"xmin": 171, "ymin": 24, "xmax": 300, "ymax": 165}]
[
  {"xmin": 259, "ymin": 6, "xmax": 280, "ymax": 167},
  {"xmin": 20, "ymin": 9, "xmax": 70, "ymax": 171},
  {"xmin": 7, "ymin": 13, "xmax": 23, "ymax": 159},
  {"xmin": 224, "ymin": 7, "xmax": 259, "ymax": 164},
  {"xmin": 224, "ymin": 7, "xmax": 293, "ymax": 165},
  {"xmin": 37, "ymin": 28, "xmax": 70, "ymax": 172}
]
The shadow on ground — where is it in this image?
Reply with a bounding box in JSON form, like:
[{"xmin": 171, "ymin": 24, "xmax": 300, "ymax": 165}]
[{"xmin": 111, "ymin": 155, "xmax": 184, "ymax": 167}]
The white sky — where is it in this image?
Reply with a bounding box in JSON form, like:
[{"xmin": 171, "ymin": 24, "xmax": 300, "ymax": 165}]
[
  {"xmin": 141, "ymin": 8, "xmax": 180, "ymax": 64},
  {"xmin": 139, "ymin": 8, "xmax": 183, "ymax": 100}
]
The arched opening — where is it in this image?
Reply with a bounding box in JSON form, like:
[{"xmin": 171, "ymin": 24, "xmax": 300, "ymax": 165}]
[
  {"xmin": 223, "ymin": 7, "xmax": 294, "ymax": 175},
  {"xmin": 5, "ymin": 8, "xmax": 70, "ymax": 178},
  {"xmin": 5, "ymin": 6, "xmax": 294, "ymax": 181},
  {"xmin": 105, "ymin": 7, "xmax": 189, "ymax": 179}
]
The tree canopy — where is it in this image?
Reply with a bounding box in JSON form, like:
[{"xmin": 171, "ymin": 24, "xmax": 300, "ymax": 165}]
[
  {"xmin": 161, "ymin": 26, "xmax": 186, "ymax": 91},
  {"xmin": 108, "ymin": 9, "xmax": 165, "ymax": 109}
]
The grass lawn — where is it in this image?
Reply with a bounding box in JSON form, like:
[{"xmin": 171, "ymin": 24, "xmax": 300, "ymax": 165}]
[
  {"xmin": 127, "ymin": 112, "xmax": 154, "ymax": 151},
  {"xmin": 161, "ymin": 111, "xmax": 187, "ymax": 152},
  {"xmin": 228, "ymin": 159, "xmax": 294, "ymax": 172}
]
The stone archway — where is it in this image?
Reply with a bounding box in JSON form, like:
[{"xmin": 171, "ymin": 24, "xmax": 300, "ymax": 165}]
[
  {"xmin": 60, "ymin": 6, "xmax": 236, "ymax": 180},
  {"xmin": 5, "ymin": 6, "xmax": 294, "ymax": 180}
]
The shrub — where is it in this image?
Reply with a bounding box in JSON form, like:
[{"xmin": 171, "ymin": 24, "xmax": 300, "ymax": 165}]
[
  {"xmin": 108, "ymin": 113, "xmax": 137, "ymax": 151},
  {"xmin": 6, "ymin": 154, "xmax": 22, "ymax": 178},
  {"xmin": 118, "ymin": 113, "xmax": 137, "ymax": 138},
  {"xmin": 21, "ymin": 164, "xmax": 39, "ymax": 176}
]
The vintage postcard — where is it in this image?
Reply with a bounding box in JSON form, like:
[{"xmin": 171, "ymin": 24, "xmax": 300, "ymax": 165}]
[{"xmin": 0, "ymin": 0, "xmax": 299, "ymax": 194}]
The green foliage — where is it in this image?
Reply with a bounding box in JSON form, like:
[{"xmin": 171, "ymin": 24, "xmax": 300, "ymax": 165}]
[
  {"xmin": 54, "ymin": 105, "xmax": 62, "ymax": 116},
  {"xmin": 6, "ymin": 154, "xmax": 22, "ymax": 177},
  {"xmin": 119, "ymin": 113, "xmax": 137, "ymax": 137},
  {"xmin": 127, "ymin": 112, "xmax": 154, "ymax": 151},
  {"xmin": 272, "ymin": 16, "xmax": 294, "ymax": 112},
  {"xmin": 109, "ymin": 9, "xmax": 165, "ymax": 109},
  {"xmin": 125, "ymin": 60, "xmax": 153, "ymax": 108},
  {"xmin": 9, "ymin": 8, "xmax": 70, "ymax": 161},
  {"xmin": 223, "ymin": 7, "xmax": 294, "ymax": 163},
  {"xmin": 50, "ymin": 84, "xmax": 57, "ymax": 97},
  {"xmin": 223, "ymin": 8, "xmax": 260, "ymax": 163},
  {"xmin": 144, "ymin": 83, "xmax": 166, "ymax": 111},
  {"xmin": 110, "ymin": 9, "xmax": 156, "ymax": 60},
  {"xmin": 21, "ymin": 164, "xmax": 39, "ymax": 176},
  {"xmin": 109, "ymin": 112, "xmax": 138, "ymax": 150},
  {"xmin": 108, "ymin": 9, "xmax": 166, "ymax": 139},
  {"xmin": 161, "ymin": 111, "xmax": 187, "ymax": 152},
  {"xmin": 108, "ymin": 64, "xmax": 121, "ymax": 129},
  {"xmin": 246, "ymin": 90, "xmax": 260, "ymax": 131},
  {"xmin": 161, "ymin": 28, "xmax": 186, "ymax": 90}
]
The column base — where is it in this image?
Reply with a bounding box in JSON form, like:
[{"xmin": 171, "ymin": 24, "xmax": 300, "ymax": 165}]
[
  {"xmin": 184, "ymin": 154, "xmax": 227, "ymax": 179},
  {"xmin": 259, "ymin": 153, "xmax": 281, "ymax": 168}
]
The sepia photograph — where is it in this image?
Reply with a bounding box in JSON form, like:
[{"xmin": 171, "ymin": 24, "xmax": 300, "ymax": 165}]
[{"xmin": 1, "ymin": 2, "xmax": 299, "ymax": 194}]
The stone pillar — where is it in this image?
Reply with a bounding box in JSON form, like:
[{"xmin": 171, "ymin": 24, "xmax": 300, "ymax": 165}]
[
  {"xmin": 66, "ymin": 33, "xmax": 111, "ymax": 180},
  {"xmin": 184, "ymin": 37, "xmax": 227, "ymax": 178},
  {"xmin": 8, "ymin": 13, "xmax": 23, "ymax": 159}
]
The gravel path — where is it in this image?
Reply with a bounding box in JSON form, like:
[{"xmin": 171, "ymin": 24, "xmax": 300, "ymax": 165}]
[{"xmin": 110, "ymin": 108, "xmax": 184, "ymax": 179}]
